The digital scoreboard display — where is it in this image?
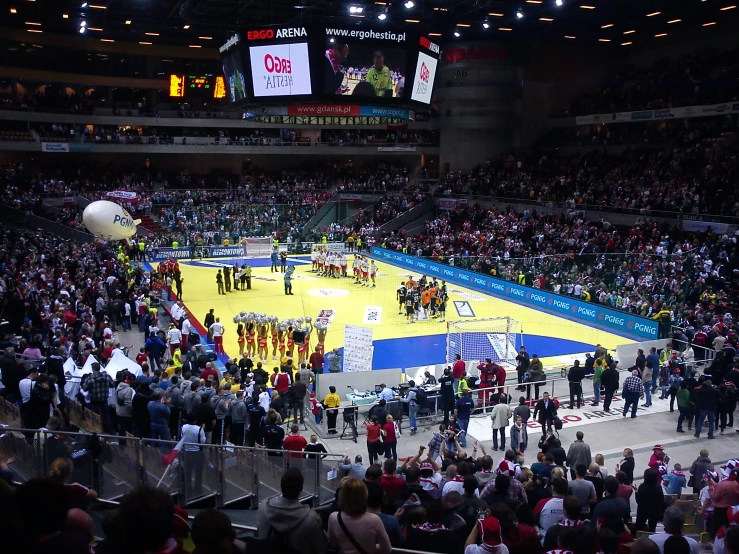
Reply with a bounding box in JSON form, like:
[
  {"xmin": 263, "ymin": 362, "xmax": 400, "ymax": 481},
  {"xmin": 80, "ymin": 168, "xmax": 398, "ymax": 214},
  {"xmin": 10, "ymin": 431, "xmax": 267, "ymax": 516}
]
[
  {"xmin": 169, "ymin": 74, "xmax": 186, "ymax": 98},
  {"xmin": 213, "ymin": 75, "xmax": 226, "ymax": 99},
  {"xmin": 188, "ymin": 75, "xmax": 212, "ymax": 91}
]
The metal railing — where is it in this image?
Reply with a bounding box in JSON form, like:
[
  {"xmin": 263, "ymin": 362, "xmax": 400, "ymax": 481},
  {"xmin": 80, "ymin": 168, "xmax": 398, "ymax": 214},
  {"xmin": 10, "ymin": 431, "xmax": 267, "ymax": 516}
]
[{"xmin": 0, "ymin": 427, "xmax": 345, "ymax": 508}]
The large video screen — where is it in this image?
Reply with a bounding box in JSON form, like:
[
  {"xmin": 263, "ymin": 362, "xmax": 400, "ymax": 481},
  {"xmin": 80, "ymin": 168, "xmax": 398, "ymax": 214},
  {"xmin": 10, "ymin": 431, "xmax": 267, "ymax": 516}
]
[
  {"xmin": 249, "ymin": 42, "xmax": 312, "ymax": 97},
  {"xmin": 410, "ymin": 52, "xmax": 437, "ymax": 104},
  {"xmin": 322, "ymin": 29, "xmax": 408, "ymax": 99},
  {"xmin": 222, "ymin": 49, "xmax": 248, "ymax": 103}
]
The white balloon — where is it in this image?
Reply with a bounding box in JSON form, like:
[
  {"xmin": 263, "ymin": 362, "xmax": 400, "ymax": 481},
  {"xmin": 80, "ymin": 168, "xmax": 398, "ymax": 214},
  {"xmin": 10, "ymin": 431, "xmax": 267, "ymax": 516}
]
[{"xmin": 82, "ymin": 200, "xmax": 140, "ymax": 241}]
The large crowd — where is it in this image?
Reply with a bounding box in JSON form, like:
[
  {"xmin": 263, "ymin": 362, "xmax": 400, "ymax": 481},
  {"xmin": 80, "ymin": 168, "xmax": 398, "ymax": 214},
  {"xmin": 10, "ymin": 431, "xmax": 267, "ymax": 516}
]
[{"xmin": 558, "ymin": 47, "xmax": 739, "ymax": 117}]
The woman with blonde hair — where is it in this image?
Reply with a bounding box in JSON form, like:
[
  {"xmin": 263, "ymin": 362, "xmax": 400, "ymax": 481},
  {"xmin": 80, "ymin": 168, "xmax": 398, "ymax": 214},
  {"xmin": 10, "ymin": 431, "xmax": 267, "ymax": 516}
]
[
  {"xmin": 595, "ymin": 453, "xmax": 609, "ymax": 478},
  {"xmin": 48, "ymin": 457, "xmax": 97, "ymax": 503},
  {"xmin": 328, "ymin": 477, "xmax": 391, "ymax": 554}
]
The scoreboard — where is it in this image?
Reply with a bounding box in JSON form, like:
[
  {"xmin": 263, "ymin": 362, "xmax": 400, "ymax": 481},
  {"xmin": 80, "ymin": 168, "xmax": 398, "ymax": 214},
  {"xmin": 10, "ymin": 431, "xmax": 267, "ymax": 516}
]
[{"xmin": 168, "ymin": 74, "xmax": 226, "ymax": 100}]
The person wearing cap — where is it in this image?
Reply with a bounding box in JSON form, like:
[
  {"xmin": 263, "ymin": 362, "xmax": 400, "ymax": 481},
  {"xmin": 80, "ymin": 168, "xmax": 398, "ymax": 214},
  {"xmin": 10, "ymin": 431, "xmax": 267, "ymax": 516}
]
[
  {"xmin": 689, "ymin": 449, "xmax": 714, "ymax": 494},
  {"xmin": 463, "ymin": 515, "xmax": 509, "ymax": 554}
]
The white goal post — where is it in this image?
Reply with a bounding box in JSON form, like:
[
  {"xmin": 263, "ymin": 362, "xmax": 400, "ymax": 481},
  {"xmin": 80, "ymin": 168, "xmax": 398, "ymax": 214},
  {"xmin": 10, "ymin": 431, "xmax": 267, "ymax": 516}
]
[
  {"xmin": 446, "ymin": 317, "xmax": 523, "ymax": 366},
  {"xmin": 244, "ymin": 236, "xmax": 274, "ymax": 257}
]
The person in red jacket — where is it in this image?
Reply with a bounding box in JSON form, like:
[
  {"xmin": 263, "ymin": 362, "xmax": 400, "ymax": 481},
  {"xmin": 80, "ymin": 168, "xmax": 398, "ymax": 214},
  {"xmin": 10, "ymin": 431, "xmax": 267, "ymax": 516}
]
[
  {"xmin": 452, "ymin": 354, "xmax": 465, "ymax": 395},
  {"xmin": 477, "ymin": 359, "xmax": 496, "ymax": 406},
  {"xmin": 494, "ymin": 363, "xmax": 507, "ymax": 394}
]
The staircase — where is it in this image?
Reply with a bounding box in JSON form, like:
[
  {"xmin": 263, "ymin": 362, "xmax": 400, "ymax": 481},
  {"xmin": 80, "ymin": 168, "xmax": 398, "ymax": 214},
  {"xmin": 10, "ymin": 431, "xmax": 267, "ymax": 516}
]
[{"xmin": 134, "ymin": 213, "xmax": 167, "ymax": 235}]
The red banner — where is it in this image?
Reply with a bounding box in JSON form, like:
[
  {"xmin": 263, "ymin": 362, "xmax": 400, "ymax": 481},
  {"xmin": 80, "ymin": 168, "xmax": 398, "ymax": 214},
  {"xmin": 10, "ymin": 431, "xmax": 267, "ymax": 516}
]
[{"xmin": 286, "ymin": 104, "xmax": 361, "ymax": 116}]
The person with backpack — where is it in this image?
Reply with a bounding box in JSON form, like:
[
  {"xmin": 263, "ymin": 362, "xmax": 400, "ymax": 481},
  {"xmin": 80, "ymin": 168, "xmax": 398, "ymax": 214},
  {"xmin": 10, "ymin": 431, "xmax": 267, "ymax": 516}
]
[{"xmin": 255, "ymin": 467, "xmax": 327, "ymax": 554}]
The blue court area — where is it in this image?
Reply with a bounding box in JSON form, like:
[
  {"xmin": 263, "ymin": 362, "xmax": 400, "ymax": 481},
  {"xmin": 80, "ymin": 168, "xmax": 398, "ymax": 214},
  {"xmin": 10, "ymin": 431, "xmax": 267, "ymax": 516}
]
[{"xmin": 357, "ymin": 333, "xmax": 596, "ymax": 371}]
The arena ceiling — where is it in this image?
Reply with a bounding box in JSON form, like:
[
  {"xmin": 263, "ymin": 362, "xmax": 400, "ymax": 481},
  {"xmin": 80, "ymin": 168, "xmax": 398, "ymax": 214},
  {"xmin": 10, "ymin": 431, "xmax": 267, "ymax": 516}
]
[{"xmin": 5, "ymin": 0, "xmax": 739, "ymax": 48}]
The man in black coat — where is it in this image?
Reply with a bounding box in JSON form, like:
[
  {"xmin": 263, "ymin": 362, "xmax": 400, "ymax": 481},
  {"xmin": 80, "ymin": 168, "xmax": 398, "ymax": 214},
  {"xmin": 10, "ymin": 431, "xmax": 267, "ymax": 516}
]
[
  {"xmin": 568, "ymin": 360, "xmax": 586, "ymax": 409},
  {"xmin": 601, "ymin": 363, "xmax": 621, "ymax": 412},
  {"xmin": 533, "ymin": 392, "xmax": 558, "ymax": 436}
]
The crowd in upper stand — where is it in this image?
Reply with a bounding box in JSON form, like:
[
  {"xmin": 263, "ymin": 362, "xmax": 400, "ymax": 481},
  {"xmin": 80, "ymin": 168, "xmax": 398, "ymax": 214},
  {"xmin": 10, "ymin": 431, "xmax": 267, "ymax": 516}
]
[{"xmin": 558, "ymin": 47, "xmax": 739, "ymax": 117}]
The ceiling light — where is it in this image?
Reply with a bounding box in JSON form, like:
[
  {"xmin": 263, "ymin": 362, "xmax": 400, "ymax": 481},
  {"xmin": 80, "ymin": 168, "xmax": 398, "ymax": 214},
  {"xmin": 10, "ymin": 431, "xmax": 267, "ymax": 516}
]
[
  {"xmin": 405, "ymin": 19, "xmax": 420, "ymax": 22},
  {"xmin": 10, "ymin": 8, "xmax": 17, "ymax": 13},
  {"xmin": 453, "ymin": 30, "xmax": 460, "ymax": 37},
  {"xmin": 198, "ymin": 36, "xmax": 212, "ymax": 39},
  {"xmin": 667, "ymin": 19, "xmax": 681, "ymax": 23},
  {"xmin": 145, "ymin": 32, "xmax": 159, "ymax": 36},
  {"xmin": 404, "ymin": 0, "xmax": 414, "ymax": 8},
  {"xmin": 621, "ymin": 41, "xmax": 632, "ymax": 46},
  {"xmin": 655, "ymin": 32, "xmax": 667, "ymax": 37},
  {"xmin": 189, "ymin": 44, "xmax": 201, "ymax": 48},
  {"xmin": 329, "ymin": 37, "xmax": 335, "ymax": 43},
  {"xmin": 80, "ymin": 20, "xmax": 86, "ymax": 26},
  {"xmin": 556, "ymin": 0, "xmax": 563, "ymax": 5},
  {"xmin": 456, "ymin": 23, "xmax": 470, "ymax": 27},
  {"xmin": 429, "ymin": 32, "xmax": 441, "ymax": 36},
  {"xmin": 526, "ymin": 0, "xmax": 542, "ymax": 3},
  {"xmin": 139, "ymin": 41, "xmax": 152, "ymax": 45},
  {"xmin": 125, "ymin": 19, "xmax": 131, "ymax": 24},
  {"xmin": 702, "ymin": 21, "xmax": 717, "ymax": 25},
  {"xmin": 101, "ymin": 38, "xmax": 114, "ymax": 42},
  {"xmin": 63, "ymin": 14, "xmax": 69, "ymax": 18},
  {"xmin": 598, "ymin": 38, "xmax": 611, "ymax": 42},
  {"xmin": 516, "ymin": 9, "xmax": 524, "ymax": 18},
  {"xmin": 81, "ymin": 2, "xmax": 88, "ymax": 6},
  {"xmin": 349, "ymin": 6, "xmax": 357, "ymax": 13},
  {"xmin": 183, "ymin": 24, "xmax": 190, "ymax": 29},
  {"xmin": 646, "ymin": 11, "xmax": 661, "ymax": 16},
  {"xmin": 540, "ymin": 17, "xmax": 553, "ymax": 21},
  {"xmin": 79, "ymin": 27, "xmax": 85, "ymax": 33},
  {"xmin": 89, "ymin": 4, "xmax": 106, "ymax": 8},
  {"xmin": 489, "ymin": 12, "xmax": 504, "ymax": 16},
  {"xmin": 623, "ymin": 29, "xmax": 636, "ymax": 34},
  {"xmin": 483, "ymin": 21, "xmax": 490, "ymax": 28},
  {"xmin": 378, "ymin": 12, "xmax": 386, "ymax": 19},
  {"xmin": 499, "ymin": 27, "xmax": 513, "ymax": 31},
  {"xmin": 720, "ymin": 5, "xmax": 736, "ymax": 10},
  {"xmin": 88, "ymin": 27, "xmax": 102, "ymax": 31},
  {"xmin": 25, "ymin": 21, "xmax": 41, "ymax": 25},
  {"xmin": 601, "ymin": 23, "xmax": 613, "ymax": 28},
  {"xmin": 565, "ymin": 35, "xmax": 576, "ymax": 38},
  {"xmin": 580, "ymin": 5, "xmax": 595, "ymax": 9},
  {"xmin": 26, "ymin": 29, "xmax": 42, "ymax": 33}
]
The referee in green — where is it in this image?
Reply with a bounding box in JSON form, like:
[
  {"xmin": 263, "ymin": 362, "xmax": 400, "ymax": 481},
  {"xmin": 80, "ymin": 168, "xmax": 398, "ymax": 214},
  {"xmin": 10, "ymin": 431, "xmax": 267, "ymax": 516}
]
[{"xmin": 365, "ymin": 51, "xmax": 394, "ymax": 97}]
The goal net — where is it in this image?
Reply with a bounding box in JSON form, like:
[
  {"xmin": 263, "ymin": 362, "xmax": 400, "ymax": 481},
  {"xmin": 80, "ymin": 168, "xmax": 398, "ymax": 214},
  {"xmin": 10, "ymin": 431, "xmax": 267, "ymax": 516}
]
[
  {"xmin": 446, "ymin": 317, "xmax": 523, "ymax": 367},
  {"xmin": 245, "ymin": 236, "xmax": 274, "ymax": 257}
]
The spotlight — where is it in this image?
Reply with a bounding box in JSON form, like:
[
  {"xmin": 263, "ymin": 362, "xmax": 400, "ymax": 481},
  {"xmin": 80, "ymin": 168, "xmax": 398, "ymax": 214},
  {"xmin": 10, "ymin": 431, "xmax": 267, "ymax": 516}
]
[
  {"xmin": 81, "ymin": 20, "xmax": 86, "ymax": 26},
  {"xmin": 404, "ymin": 0, "xmax": 414, "ymax": 8},
  {"xmin": 79, "ymin": 27, "xmax": 85, "ymax": 33},
  {"xmin": 453, "ymin": 30, "xmax": 460, "ymax": 37},
  {"xmin": 556, "ymin": 0, "xmax": 563, "ymax": 6},
  {"xmin": 516, "ymin": 9, "xmax": 524, "ymax": 19},
  {"xmin": 81, "ymin": 2, "xmax": 88, "ymax": 6},
  {"xmin": 483, "ymin": 20, "xmax": 490, "ymax": 28},
  {"xmin": 378, "ymin": 12, "xmax": 387, "ymax": 20},
  {"xmin": 349, "ymin": 6, "xmax": 357, "ymax": 13}
]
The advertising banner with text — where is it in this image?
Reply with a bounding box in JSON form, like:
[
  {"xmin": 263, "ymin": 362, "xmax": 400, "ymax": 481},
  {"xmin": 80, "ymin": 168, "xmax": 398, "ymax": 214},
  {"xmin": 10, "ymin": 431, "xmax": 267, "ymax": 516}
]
[
  {"xmin": 370, "ymin": 246, "xmax": 658, "ymax": 340},
  {"xmin": 575, "ymin": 102, "xmax": 739, "ymax": 126}
]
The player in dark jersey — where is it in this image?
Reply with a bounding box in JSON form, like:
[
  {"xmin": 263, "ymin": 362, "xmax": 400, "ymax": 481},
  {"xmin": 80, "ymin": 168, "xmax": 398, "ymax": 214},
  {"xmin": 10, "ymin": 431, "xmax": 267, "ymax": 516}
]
[
  {"xmin": 438, "ymin": 289, "xmax": 448, "ymax": 323},
  {"xmin": 397, "ymin": 281, "xmax": 407, "ymax": 315},
  {"xmin": 405, "ymin": 293, "xmax": 415, "ymax": 323},
  {"xmin": 412, "ymin": 288, "xmax": 421, "ymax": 321}
]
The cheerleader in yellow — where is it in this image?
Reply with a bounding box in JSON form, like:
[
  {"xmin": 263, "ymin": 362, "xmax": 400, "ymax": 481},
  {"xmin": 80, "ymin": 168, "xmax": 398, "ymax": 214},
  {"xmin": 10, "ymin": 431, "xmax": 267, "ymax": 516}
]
[
  {"xmin": 297, "ymin": 319, "xmax": 314, "ymax": 365},
  {"xmin": 286, "ymin": 325, "xmax": 295, "ymax": 359},
  {"xmin": 245, "ymin": 320, "xmax": 256, "ymax": 358},
  {"xmin": 257, "ymin": 323, "xmax": 269, "ymax": 361},
  {"xmin": 270, "ymin": 318, "xmax": 279, "ymax": 360},
  {"xmin": 236, "ymin": 321, "xmax": 246, "ymax": 357},
  {"xmin": 315, "ymin": 322, "xmax": 328, "ymax": 354}
]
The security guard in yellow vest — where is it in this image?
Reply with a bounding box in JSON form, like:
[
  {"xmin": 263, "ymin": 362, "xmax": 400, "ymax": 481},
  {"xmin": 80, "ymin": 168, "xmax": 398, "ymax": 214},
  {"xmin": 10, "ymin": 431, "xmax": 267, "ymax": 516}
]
[
  {"xmin": 273, "ymin": 238, "xmax": 279, "ymax": 249},
  {"xmin": 517, "ymin": 272, "xmax": 526, "ymax": 285},
  {"xmin": 172, "ymin": 240, "xmax": 179, "ymax": 249},
  {"xmin": 138, "ymin": 240, "xmax": 145, "ymax": 261},
  {"xmin": 321, "ymin": 235, "xmax": 327, "ymax": 244},
  {"xmin": 356, "ymin": 237, "xmax": 362, "ymax": 250},
  {"xmin": 245, "ymin": 265, "xmax": 252, "ymax": 289}
]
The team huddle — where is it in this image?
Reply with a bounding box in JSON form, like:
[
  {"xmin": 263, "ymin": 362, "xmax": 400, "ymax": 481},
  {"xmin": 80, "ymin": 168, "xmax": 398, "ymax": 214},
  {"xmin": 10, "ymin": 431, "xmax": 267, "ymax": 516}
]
[
  {"xmin": 310, "ymin": 248, "xmax": 377, "ymax": 287},
  {"xmin": 398, "ymin": 275, "xmax": 448, "ymax": 323}
]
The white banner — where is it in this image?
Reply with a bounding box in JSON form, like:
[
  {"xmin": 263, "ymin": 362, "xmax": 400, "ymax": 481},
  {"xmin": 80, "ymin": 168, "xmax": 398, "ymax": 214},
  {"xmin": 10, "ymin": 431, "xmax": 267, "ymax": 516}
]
[
  {"xmin": 411, "ymin": 51, "xmax": 438, "ymax": 104},
  {"xmin": 343, "ymin": 325, "xmax": 373, "ymax": 372},
  {"xmin": 106, "ymin": 191, "xmax": 138, "ymax": 201},
  {"xmin": 574, "ymin": 102, "xmax": 739, "ymax": 126},
  {"xmin": 41, "ymin": 142, "xmax": 69, "ymax": 153},
  {"xmin": 363, "ymin": 306, "xmax": 383, "ymax": 325},
  {"xmin": 249, "ymin": 42, "xmax": 312, "ymax": 97},
  {"xmin": 315, "ymin": 309, "xmax": 338, "ymax": 330},
  {"xmin": 311, "ymin": 242, "xmax": 346, "ymax": 254}
]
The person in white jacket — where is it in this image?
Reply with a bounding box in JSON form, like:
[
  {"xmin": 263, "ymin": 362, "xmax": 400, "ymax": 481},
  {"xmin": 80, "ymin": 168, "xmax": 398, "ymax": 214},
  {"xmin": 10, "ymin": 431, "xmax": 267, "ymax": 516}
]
[
  {"xmin": 682, "ymin": 344, "xmax": 695, "ymax": 373},
  {"xmin": 490, "ymin": 394, "xmax": 512, "ymax": 452}
]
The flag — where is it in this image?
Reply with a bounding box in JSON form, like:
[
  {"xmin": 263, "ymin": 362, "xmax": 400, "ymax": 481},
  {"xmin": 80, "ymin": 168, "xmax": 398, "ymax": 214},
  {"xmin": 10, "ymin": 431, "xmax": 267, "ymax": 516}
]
[{"xmin": 162, "ymin": 436, "xmax": 185, "ymax": 466}]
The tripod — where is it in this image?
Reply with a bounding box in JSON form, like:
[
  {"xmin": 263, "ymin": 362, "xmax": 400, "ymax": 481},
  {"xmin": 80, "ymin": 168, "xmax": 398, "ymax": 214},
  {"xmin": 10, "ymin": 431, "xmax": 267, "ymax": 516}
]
[{"xmin": 341, "ymin": 406, "xmax": 358, "ymax": 443}]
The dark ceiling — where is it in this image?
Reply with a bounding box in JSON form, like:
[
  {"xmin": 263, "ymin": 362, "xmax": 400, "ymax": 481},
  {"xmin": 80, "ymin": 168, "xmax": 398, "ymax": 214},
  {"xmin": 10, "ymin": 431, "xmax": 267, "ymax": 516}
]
[{"xmin": 5, "ymin": 0, "xmax": 739, "ymax": 48}]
